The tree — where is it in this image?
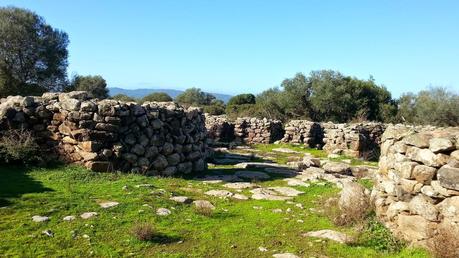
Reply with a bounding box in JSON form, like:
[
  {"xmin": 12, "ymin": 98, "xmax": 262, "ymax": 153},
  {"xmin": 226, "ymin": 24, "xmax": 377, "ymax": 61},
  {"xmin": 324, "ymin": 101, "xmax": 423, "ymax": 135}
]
[
  {"xmin": 0, "ymin": 7, "xmax": 69, "ymax": 97},
  {"xmin": 112, "ymin": 94, "xmax": 136, "ymax": 102},
  {"xmin": 141, "ymin": 92, "xmax": 173, "ymax": 103},
  {"xmin": 69, "ymin": 75, "xmax": 109, "ymax": 99},
  {"xmin": 203, "ymin": 99, "xmax": 226, "ymax": 115},
  {"xmin": 227, "ymin": 94, "xmax": 256, "ymax": 106},
  {"xmin": 175, "ymin": 87, "xmax": 215, "ymax": 106}
]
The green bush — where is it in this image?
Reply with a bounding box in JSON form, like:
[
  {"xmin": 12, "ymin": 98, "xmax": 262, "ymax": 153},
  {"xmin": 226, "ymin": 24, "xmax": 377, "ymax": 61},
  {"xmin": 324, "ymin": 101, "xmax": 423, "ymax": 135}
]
[
  {"xmin": 141, "ymin": 92, "xmax": 173, "ymax": 103},
  {"xmin": 0, "ymin": 129, "xmax": 41, "ymax": 164},
  {"xmin": 112, "ymin": 94, "xmax": 137, "ymax": 102}
]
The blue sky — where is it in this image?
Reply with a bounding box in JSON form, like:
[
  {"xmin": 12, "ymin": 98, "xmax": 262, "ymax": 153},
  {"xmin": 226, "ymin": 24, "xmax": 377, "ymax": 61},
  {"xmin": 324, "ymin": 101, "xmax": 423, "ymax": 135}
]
[{"xmin": 2, "ymin": 0, "xmax": 458, "ymax": 97}]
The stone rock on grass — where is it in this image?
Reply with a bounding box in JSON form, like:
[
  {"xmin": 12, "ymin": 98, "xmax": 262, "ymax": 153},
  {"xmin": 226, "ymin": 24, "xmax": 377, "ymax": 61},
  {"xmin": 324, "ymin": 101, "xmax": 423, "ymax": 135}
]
[
  {"xmin": 205, "ymin": 190, "xmax": 234, "ymax": 198},
  {"xmin": 235, "ymin": 171, "xmax": 270, "ymax": 180},
  {"xmin": 272, "ymin": 253, "xmax": 300, "ymax": 258},
  {"xmin": 156, "ymin": 208, "xmax": 172, "ymax": 216},
  {"xmin": 170, "ymin": 196, "xmax": 192, "ymax": 204},
  {"xmin": 268, "ymin": 187, "xmax": 304, "ymax": 197},
  {"xmin": 303, "ymin": 229, "xmax": 353, "ymax": 244},
  {"xmin": 32, "ymin": 216, "xmax": 50, "ymax": 222},
  {"xmin": 98, "ymin": 201, "xmax": 119, "ymax": 208},
  {"xmin": 232, "ymin": 194, "xmax": 249, "ymax": 200},
  {"xmin": 284, "ymin": 178, "xmax": 310, "ymax": 187},
  {"xmin": 322, "ymin": 162, "xmax": 351, "ymax": 174},
  {"xmin": 250, "ymin": 188, "xmax": 292, "ymax": 201},
  {"xmin": 63, "ymin": 215, "xmax": 76, "ymax": 221},
  {"xmin": 80, "ymin": 212, "xmax": 98, "ymax": 219},
  {"xmin": 272, "ymin": 148, "xmax": 300, "ymax": 154},
  {"xmin": 338, "ymin": 182, "xmax": 368, "ymax": 211},
  {"xmin": 223, "ymin": 182, "xmax": 259, "ymax": 189},
  {"xmin": 193, "ymin": 200, "xmax": 215, "ymax": 210}
]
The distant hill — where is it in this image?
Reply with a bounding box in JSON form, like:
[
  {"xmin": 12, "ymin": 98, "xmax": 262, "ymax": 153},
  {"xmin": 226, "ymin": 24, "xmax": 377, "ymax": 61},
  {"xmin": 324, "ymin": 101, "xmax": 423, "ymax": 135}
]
[{"xmin": 108, "ymin": 87, "xmax": 232, "ymax": 103}]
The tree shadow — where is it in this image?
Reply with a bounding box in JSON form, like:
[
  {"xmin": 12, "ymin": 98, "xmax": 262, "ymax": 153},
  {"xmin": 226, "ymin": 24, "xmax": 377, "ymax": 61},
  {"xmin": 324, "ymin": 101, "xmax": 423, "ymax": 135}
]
[
  {"xmin": 0, "ymin": 165, "xmax": 53, "ymax": 206},
  {"xmin": 148, "ymin": 233, "xmax": 182, "ymax": 244}
]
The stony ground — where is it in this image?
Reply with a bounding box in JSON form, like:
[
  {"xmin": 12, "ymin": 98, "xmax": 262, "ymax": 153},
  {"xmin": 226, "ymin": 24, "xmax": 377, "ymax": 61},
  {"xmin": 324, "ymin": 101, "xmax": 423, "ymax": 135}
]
[{"xmin": 0, "ymin": 144, "xmax": 429, "ymax": 257}]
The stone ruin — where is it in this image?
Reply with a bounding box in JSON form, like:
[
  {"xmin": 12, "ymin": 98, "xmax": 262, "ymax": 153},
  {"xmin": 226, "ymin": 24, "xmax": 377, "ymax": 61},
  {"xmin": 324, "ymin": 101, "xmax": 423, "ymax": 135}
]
[
  {"xmin": 281, "ymin": 120, "xmax": 323, "ymax": 148},
  {"xmin": 204, "ymin": 114, "xmax": 235, "ymax": 145},
  {"xmin": 0, "ymin": 91, "xmax": 208, "ymax": 175},
  {"xmin": 373, "ymin": 124, "xmax": 459, "ymax": 247},
  {"xmin": 322, "ymin": 122, "xmax": 386, "ymax": 160},
  {"xmin": 234, "ymin": 117, "xmax": 284, "ymax": 144}
]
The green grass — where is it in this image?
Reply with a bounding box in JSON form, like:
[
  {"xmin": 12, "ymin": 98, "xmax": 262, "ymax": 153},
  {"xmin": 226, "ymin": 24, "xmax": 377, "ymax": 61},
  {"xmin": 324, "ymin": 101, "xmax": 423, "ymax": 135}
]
[{"xmin": 0, "ymin": 164, "xmax": 429, "ymax": 257}]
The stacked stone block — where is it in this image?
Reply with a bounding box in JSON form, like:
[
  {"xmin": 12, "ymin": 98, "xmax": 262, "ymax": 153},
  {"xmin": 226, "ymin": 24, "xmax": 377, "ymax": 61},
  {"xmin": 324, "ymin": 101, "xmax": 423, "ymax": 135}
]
[
  {"xmin": 0, "ymin": 91, "xmax": 208, "ymax": 175},
  {"xmin": 373, "ymin": 124, "xmax": 459, "ymax": 247},
  {"xmin": 234, "ymin": 117, "xmax": 284, "ymax": 144},
  {"xmin": 281, "ymin": 120, "xmax": 323, "ymax": 148},
  {"xmin": 204, "ymin": 114, "xmax": 235, "ymax": 144}
]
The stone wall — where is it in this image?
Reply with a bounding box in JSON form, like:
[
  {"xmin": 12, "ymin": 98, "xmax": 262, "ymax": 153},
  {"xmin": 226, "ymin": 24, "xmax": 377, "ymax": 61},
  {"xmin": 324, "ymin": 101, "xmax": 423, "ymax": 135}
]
[
  {"xmin": 0, "ymin": 91, "xmax": 208, "ymax": 175},
  {"xmin": 373, "ymin": 124, "xmax": 459, "ymax": 247},
  {"xmin": 234, "ymin": 117, "xmax": 284, "ymax": 144},
  {"xmin": 281, "ymin": 120, "xmax": 323, "ymax": 148},
  {"xmin": 204, "ymin": 114, "xmax": 235, "ymax": 144},
  {"xmin": 322, "ymin": 122, "xmax": 386, "ymax": 160}
]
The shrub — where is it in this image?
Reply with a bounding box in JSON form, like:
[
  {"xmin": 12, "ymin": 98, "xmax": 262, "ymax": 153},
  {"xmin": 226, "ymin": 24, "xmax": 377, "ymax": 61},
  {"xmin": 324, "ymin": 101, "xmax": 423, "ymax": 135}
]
[
  {"xmin": 131, "ymin": 223, "xmax": 156, "ymax": 241},
  {"xmin": 141, "ymin": 92, "xmax": 173, "ymax": 103},
  {"xmin": 357, "ymin": 217, "xmax": 405, "ymax": 252},
  {"xmin": 323, "ymin": 195, "xmax": 371, "ymax": 226},
  {"xmin": 0, "ymin": 129, "xmax": 41, "ymax": 164},
  {"xmin": 429, "ymin": 224, "xmax": 459, "ymax": 258},
  {"xmin": 112, "ymin": 94, "xmax": 137, "ymax": 102}
]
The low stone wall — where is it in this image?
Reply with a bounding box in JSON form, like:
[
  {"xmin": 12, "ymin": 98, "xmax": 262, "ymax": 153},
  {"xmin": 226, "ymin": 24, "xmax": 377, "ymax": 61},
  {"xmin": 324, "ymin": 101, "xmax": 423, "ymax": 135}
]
[
  {"xmin": 204, "ymin": 114, "xmax": 235, "ymax": 144},
  {"xmin": 373, "ymin": 125, "xmax": 459, "ymax": 247},
  {"xmin": 281, "ymin": 120, "xmax": 323, "ymax": 148},
  {"xmin": 0, "ymin": 91, "xmax": 208, "ymax": 175},
  {"xmin": 322, "ymin": 122, "xmax": 386, "ymax": 160},
  {"xmin": 234, "ymin": 117, "xmax": 284, "ymax": 144}
]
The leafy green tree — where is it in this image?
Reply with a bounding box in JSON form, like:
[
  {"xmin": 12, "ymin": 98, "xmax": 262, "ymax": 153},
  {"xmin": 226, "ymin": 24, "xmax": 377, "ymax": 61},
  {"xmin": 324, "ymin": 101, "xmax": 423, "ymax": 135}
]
[
  {"xmin": 141, "ymin": 92, "xmax": 173, "ymax": 103},
  {"xmin": 397, "ymin": 87, "xmax": 459, "ymax": 126},
  {"xmin": 255, "ymin": 88, "xmax": 287, "ymax": 120},
  {"xmin": 203, "ymin": 99, "xmax": 226, "ymax": 115},
  {"xmin": 112, "ymin": 94, "xmax": 137, "ymax": 102},
  {"xmin": 69, "ymin": 75, "xmax": 108, "ymax": 99},
  {"xmin": 0, "ymin": 7, "xmax": 69, "ymax": 97},
  {"xmin": 175, "ymin": 87, "xmax": 215, "ymax": 106},
  {"xmin": 227, "ymin": 94, "xmax": 256, "ymax": 106}
]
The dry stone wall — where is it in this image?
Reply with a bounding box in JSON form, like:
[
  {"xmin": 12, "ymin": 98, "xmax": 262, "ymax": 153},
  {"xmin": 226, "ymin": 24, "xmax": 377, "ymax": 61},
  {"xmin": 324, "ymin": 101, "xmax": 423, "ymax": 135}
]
[
  {"xmin": 204, "ymin": 114, "xmax": 235, "ymax": 144},
  {"xmin": 0, "ymin": 91, "xmax": 208, "ymax": 175},
  {"xmin": 373, "ymin": 124, "xmax": 459, "ymax": 247},
  {"xmin": 234, "ymin": 117, "xmax": 284, "ymax": 144},
  {"xmin": 322, "ymin": 122, "xmax": 386, "ymax": 160},
  {"xmin": 281, "ymin": 120, "xmax": 323, "ymax": 148}
]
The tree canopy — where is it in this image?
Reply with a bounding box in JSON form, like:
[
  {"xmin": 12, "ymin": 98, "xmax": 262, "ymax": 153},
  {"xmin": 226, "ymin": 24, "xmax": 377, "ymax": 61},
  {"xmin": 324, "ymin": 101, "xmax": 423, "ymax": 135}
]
[
  {"xmin": 0, "ymin": 7, "xmax": 69, "ymax": 97},
  {"xmin": 175, "ymin": 87, "xmax": 215, "ymax": 106},
  {"xmin": 69, "ymin": 75, "xmax": 109, "ymax": 99},
  {"xmin": 141, "ymin": 92, "xmax": 173, "ymax": 103},
  {"xmin": 112, "ymin": 94, "xmax": 136, "ymax": 102}
]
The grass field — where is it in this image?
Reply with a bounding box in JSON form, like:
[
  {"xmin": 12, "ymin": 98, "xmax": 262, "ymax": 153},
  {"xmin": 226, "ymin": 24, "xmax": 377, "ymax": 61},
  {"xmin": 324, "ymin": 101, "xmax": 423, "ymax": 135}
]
[{"xmin": 0, "ymin": 145, "xmax": 429, "ymax": 257}]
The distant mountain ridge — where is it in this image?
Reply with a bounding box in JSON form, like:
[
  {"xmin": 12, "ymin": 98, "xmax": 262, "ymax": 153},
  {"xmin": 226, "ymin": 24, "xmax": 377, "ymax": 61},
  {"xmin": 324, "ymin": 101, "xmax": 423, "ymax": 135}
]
[{"xmin": 108, "ymin": 87, "xmax": 232, "ymax": 103}]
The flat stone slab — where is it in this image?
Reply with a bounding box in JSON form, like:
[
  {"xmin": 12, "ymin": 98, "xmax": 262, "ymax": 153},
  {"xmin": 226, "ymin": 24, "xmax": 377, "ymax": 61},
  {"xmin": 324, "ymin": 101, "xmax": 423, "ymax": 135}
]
[
  {"xmin": 323, "ymin": 162, "xmax": 351, "ymax": 174},
  {"xmin": 223, "ymin": 182, "xmax": 259, "ymax": 189},
  {"xmin": 234, "ymin": 162, "xmax": 283, "ymax": 170},
  {"xmin": 135, "ymin": 184, "xmax": 154, "ymax": 188},
  {"xmin": 205, "ymin": 190, "xmax": 234, "ymax": 198},
  {"xmin": 235, "ymin": 171, "xmax": 271, "ymax": 180},
  {"xmin": 156, "ymin": 208, "xmax": 172, "ymax": 216},
  {"xmin": 170, "ymin": 196, "xmax": 192, "ymax": 203},
  {"xmin": 284, "ymin": 178, "xmax": 310, "ymax": 187},
  {"xmin": 193, "ymin": 200, "xmax": 215, "ymax": 210},
  {"xmin": 250, "ymin": 188, "xmax": 292, "ymax": 201},
  {"xmin": 197, "ymin": 174, "xmax": 241, "ymax": 183},
  {"xmin": 272, "ymin": 148, "xmax": 300, "ymax": 154},
  {"xmin": 268, "ymin": 187, "xmax": 304, "ymax": 197},
  {"xmin": 264, "ymin": 167, "xmax": 299, "ymax": 176},
  {"xmin": 80, "ymin": 212, "xmax": 98, "ymax": 219},
  {"xmin": 232, "ymin": 193, "xmax": 249, "ymax": 200},
  {"xmin": 98, "ymin": 201, "xmax": 119, "ymax": 208},
  {"xmin": 32, "ymin": 215, "xmax": 49, "ymax": 222},
  {"xmin": 302, "ymin": 229, "xmax": 353, "ymax": 244},
  {"xmin": 63, "ymin": 215, "xmax": 75, "ymax": 221}
]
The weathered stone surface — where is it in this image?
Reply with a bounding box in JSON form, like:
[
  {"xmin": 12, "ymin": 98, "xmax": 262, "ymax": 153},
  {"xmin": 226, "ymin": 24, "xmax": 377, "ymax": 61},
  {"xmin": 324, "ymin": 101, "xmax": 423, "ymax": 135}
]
[
  {"xmin": 412, "ymin": 165, "xmax": 437, "ymax": 184},
  {"xmin": 272, "ymin": 253, "xmax": 299, "ymax": 258},
  {"xmin": 322, "ymin": 162, "xmax": 351, "ymax": 174},
  {"xmin": 156, "ymin": 208, "xmax": 172, "ymax": 216},
  {"xmin": 303, "ymin": 229, "xmax": 353, "ymax": 244},
  {"xmin": 192, "ymin": 200, "xmax": 215, "ymax": 210},
  {"xmin": 437, "ymin": 165, "xmax": 459, "ymax": 190},
  {"xmin": 250, "ymin": 188, "xmax": 292, "ymax": 201},
  {"xmin": 235, "ymin": 171, "xmax": 270, "ymax": 180},
  {"xmin": 268, "ymin": 187, "xmax": 304, "ymax": 197},
  {"xmin": 205, "ymin": 190, "xmax": 234, "ymax": 198},
  {"xmin": 408, "ymin": 195, "xmax": 439, "ymax": 221},
  {"xmin": 223, "ymin": 182, "xmax": 258, "ymax": 189},
  {"xmin": 396, "ymin": 215, "xmax": 433, "ymax": 241},
  {"xmin": 386, "ymin": 201, "xmax": 409, "ymax": 220},
  {"xmin": 339, "ymin": 182, "xmax": 368, "ymax": 211},
  {"xmin": 80, "ymin": 212, "xmax": 98, "ymax": 219},
  {"xmin": 429, "ymin": 137, "xmax": 455, "ymax": 153},
  {"xmin": 32, "ymin": 216, "xmax": 50, "ymax": 222},
  {"xmin": 98, "ymin": 201, "xmax": 119, "ymax": 208},
  {"xmin": 170, "ymin": 196, "xmax": 192, "ymax": 204}
]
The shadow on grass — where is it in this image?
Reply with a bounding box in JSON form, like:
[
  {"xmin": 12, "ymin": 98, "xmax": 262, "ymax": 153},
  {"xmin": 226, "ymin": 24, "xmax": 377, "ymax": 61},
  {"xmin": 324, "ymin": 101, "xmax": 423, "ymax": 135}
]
[
  {"xmin": 0, "ymin": 165, "xmax": 53, "ymax": 206},
  {"xmin": 147, "ymin": 233, "xmax": 182, "ymax": 244}
]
